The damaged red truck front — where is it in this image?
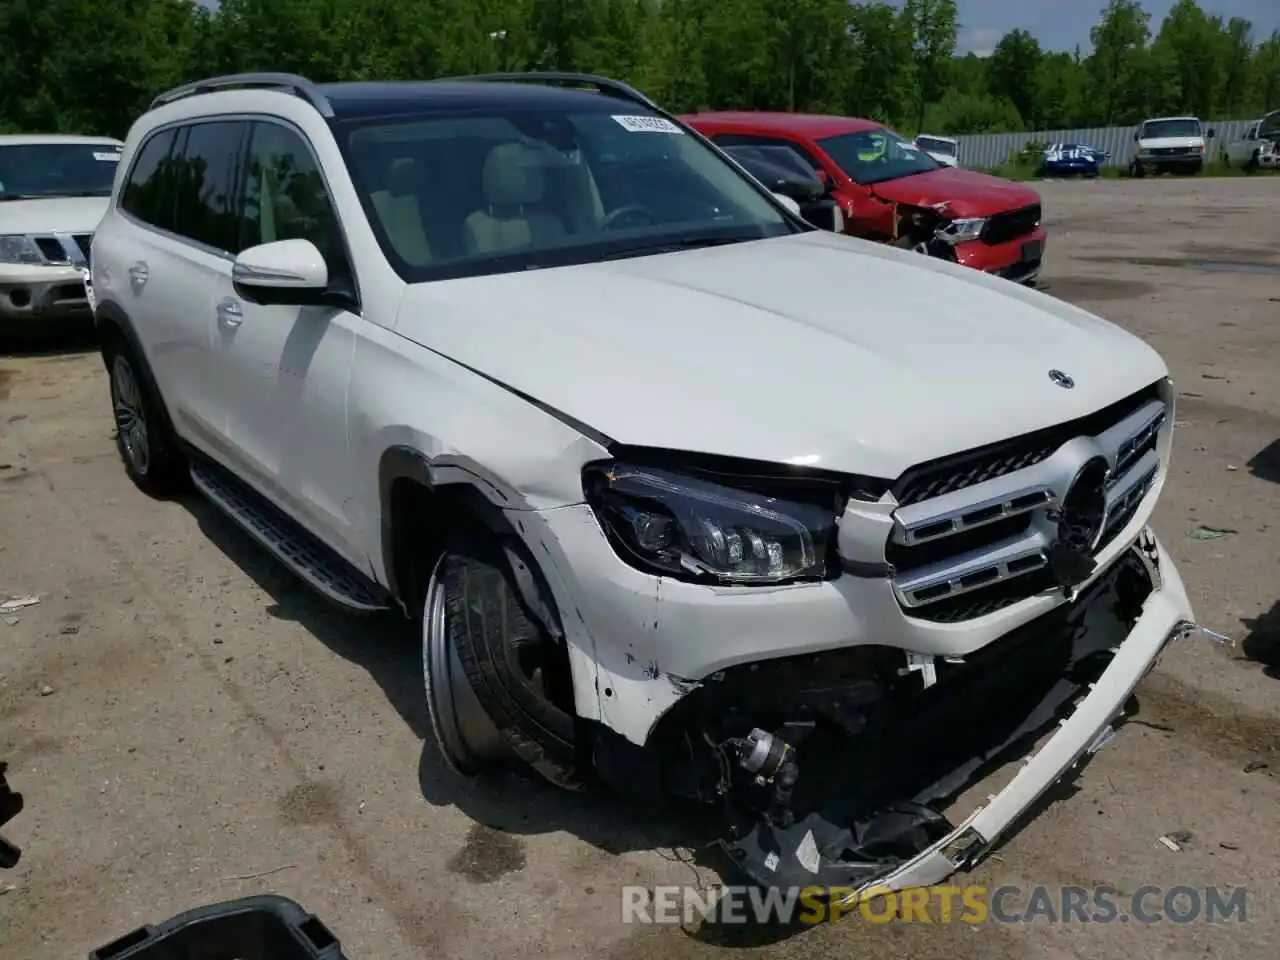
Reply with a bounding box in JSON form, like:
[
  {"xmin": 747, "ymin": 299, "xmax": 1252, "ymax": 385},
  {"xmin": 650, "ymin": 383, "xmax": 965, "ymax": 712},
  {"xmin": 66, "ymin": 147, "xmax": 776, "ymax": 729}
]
[{"xmin": 683, "ymin": 112, "xmax": 1046, "ymax": 285}]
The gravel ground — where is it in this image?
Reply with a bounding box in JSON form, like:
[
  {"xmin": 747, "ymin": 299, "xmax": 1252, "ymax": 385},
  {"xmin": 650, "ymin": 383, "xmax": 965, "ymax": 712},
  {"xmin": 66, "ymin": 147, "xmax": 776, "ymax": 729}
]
[{"xmin": 1, "ymin": 176, "xmax": 1277, "ymax": 960}]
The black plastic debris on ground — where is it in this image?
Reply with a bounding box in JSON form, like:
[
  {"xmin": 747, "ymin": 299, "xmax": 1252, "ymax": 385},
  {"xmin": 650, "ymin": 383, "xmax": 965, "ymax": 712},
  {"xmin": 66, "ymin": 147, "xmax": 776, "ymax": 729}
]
[{"xmin": 87, "ymin": 895, "xmax": 348, "ymax": 960}]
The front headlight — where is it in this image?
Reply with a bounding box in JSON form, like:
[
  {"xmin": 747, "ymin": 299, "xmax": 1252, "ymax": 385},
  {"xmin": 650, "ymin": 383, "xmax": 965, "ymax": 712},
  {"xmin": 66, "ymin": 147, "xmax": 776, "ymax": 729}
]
[
  {"xmin": 934, "ymin": 217, "xmax": 986, "ymax": 245},
  {"xmin": 0, "ymin": 235, "xmax": 43, "ymax": 265},
  {"xmin": 583, "ymin": 461, "xmax": 844, "ymax": 585}
]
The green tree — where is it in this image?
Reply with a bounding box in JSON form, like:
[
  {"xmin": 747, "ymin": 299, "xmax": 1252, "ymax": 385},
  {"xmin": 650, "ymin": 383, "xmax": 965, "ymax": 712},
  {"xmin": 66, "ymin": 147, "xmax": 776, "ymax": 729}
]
[
  {"xmin": 1033, "ymin": 51, "xmax": 1086, "ymax": 130},
  {"xmin": 902, "ymin": 0, "xmax": 958, "ymax": 133},
  {"xmin": 1086, "ymin": 0, "xmax": 1152, "ymax": 125},
  {"xmin": 844, "ymin": 1, "xmax": 918, "ymax": 126},
  {"xmin": 1253, "ymin": 31, "xmax": 1280, "ymax": 112},
  {"xmin": 1152, "ymin": 0, "xmax": 1226, "ymax": 118},
  {"xmin": 987, "ymin": 29, "xmax": 1042, "ymax": 127}
]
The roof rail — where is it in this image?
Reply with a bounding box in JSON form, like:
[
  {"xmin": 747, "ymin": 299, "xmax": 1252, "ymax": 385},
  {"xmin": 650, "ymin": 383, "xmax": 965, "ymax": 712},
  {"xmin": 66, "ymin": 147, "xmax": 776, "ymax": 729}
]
[
  {"xmin": 150, "ymin": 73, "xmax": 334, "ymax": 118},
  {"xmin": 431, "ymin": 72, "xmax": 657, "ymax": 110}
]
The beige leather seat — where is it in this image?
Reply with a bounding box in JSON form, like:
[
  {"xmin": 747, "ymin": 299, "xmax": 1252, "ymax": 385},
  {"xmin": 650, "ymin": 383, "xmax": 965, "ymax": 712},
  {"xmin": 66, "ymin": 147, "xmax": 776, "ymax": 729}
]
[
  {"xmin": 463, "ymin": 142, "xmax": 567, "ymax": 255},
  {"xmin": 370, "ymin": 157, "xmax": 432, "ymax": 266}
]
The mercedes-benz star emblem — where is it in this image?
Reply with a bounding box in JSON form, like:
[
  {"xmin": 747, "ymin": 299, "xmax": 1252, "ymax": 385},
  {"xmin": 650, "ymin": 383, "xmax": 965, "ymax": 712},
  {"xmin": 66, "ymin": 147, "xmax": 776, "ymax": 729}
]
[
  {"xmin": 1048, "ymin": 369, "xmax": 1075, "ymax": 389},
  {"xmin": 1046, "ymin": 457, "xmax": 1109, "ymax": 595}
]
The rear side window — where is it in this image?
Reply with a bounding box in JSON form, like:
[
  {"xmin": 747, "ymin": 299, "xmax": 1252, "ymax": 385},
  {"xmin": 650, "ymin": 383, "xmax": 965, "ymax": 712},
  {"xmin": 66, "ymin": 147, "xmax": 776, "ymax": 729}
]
[
  {"xmin": 120, "ymin": 129, "xmax": 178, "ymax": 229},
  {"xmin": 709, "ymin": 133, "xmax": 826, "ymax": 176},
  {"xmin": 170, "ymin": 120, "xmax": 250, "ymax": 253}
]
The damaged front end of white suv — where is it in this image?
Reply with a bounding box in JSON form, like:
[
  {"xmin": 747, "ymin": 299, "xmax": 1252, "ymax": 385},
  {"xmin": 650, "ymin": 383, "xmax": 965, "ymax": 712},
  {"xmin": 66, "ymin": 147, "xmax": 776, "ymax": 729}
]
[{"xmin": 422, "ymin": 366, "xmax": 1195, "ymax": 897}]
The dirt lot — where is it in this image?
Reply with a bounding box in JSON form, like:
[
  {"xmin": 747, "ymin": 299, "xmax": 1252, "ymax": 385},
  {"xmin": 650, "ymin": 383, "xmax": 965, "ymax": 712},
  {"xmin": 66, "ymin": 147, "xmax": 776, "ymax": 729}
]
[{"xmin": 1, "ymin": 176, "xmax": 1278, "ymax": 960}]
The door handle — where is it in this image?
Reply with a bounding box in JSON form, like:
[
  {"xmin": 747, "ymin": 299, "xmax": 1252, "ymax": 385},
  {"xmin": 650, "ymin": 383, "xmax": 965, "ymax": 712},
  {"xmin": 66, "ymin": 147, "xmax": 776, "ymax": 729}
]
[
  {"xmin": 128, "ymin": 262, "xmax": 149, "ymax": 288},
  {"xmin": 216, "ymin": 297, "xmax": 243, "ymax": 329}
]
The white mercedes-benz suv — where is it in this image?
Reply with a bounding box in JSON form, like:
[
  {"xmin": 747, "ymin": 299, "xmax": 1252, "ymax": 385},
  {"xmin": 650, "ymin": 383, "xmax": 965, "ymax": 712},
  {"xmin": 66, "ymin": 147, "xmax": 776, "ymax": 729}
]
[{"xmin": 90, "ymin": 71, "xmax": 1195, "ymax": 896}]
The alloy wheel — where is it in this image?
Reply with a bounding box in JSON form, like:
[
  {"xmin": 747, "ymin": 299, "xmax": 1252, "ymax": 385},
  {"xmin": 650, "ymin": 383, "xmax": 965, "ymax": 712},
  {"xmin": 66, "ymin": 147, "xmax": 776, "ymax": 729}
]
[{"xmin": 111, "ymin": 355, "xmax": 150, "ymax": 475}]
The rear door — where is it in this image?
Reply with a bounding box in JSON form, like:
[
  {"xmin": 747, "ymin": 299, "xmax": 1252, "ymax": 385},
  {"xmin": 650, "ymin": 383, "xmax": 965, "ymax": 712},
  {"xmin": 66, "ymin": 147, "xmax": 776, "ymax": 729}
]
[
  {"xmin": 106, "ymin": 121, "xmax": 248, "ymax": 453},
  {"xmin": 164, "ymin": 120, "xmax": 252, "ymax": 455}
]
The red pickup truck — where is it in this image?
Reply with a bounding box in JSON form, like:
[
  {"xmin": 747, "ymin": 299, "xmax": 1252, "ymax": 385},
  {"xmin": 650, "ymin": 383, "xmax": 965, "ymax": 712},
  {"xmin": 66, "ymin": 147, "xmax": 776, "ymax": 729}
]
[{"xmin": 683, "ymin": 112, "xmax": 1046, "ymax": 284}]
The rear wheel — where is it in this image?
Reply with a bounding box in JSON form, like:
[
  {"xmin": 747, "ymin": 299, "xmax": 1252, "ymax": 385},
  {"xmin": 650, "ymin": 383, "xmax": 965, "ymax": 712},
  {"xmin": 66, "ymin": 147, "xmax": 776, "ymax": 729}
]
[
  {"xmin": 104, "ymin": 339, "xmax": 189, "ymax": 496},
  {"xmin": 421, "ymin": 540, "xmax": 585, "ymax": 789}
]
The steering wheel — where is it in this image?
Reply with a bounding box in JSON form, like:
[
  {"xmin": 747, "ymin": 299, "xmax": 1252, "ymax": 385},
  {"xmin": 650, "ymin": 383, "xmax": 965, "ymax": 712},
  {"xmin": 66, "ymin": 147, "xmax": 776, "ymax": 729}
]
[{"xmin": 599, "ymin": 204, "xmax": 660, "ymax": 230}]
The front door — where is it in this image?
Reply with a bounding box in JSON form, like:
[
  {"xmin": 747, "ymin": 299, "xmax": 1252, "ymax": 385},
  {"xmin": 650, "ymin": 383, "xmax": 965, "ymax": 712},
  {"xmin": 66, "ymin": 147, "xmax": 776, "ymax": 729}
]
[{"xmin": 214, "ymin": 119, "xmax": 366, "ymax": 567}]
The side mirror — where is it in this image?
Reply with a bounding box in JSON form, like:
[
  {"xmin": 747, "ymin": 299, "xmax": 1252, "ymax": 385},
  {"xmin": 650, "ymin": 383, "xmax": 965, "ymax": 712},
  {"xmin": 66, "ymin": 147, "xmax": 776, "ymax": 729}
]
[
  {"xmin": 232, "ymin": 239, "xmax": 329, "ymax": 307},
  {"xmin": 1133, "ymin": 131, "xmax": 1140, "ymax": 142}
]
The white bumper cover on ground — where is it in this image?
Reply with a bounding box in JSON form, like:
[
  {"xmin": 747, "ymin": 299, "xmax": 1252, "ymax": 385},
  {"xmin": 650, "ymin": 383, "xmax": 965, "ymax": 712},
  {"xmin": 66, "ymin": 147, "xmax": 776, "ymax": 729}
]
[{"xmin": 842, "ymin": 531, "xmax": 1193, "ymax": 899}]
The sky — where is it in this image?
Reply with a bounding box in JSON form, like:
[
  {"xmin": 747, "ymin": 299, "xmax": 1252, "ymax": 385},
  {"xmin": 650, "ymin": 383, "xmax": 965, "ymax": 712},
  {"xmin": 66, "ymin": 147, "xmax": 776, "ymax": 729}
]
[{"xmin": 884, "ymin": 0, "xmax": 1280, "ymax": 57}]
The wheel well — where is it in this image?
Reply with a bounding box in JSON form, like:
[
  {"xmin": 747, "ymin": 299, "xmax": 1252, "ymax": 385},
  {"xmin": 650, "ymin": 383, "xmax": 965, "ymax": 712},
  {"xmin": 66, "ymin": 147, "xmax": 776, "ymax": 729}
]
[
  {"xmin": 96, "ymin": 314, "xmax": 129, "ymax": 366},
  {"xmin": 386, "ymin": 475, "xmax": 579, "ymax": 722},
  {"xmin": 385, "ymin": 477, "xmax": 521, "ymax": 615}
]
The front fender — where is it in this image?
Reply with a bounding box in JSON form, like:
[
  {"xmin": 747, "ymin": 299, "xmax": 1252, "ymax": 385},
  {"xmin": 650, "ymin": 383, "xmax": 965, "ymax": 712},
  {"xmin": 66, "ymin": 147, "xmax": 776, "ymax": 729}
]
[{"xmin": 348, "ymin": 321, "xmax": 610, "ymax": 586}]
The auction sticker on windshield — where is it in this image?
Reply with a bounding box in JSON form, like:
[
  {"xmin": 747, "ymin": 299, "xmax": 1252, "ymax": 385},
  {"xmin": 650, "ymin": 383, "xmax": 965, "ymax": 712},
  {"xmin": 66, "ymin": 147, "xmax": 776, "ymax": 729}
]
[
  {"xmin": 612, "ymin": 115, "xmax": 684, "ymax": 134},
  {"xmin": 93, "ymin": 151, "xmax": 121, "ymax": 162}
]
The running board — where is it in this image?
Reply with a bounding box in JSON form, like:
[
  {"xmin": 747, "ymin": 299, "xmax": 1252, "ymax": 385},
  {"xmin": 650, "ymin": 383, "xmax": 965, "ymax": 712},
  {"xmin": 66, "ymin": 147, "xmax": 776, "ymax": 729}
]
[{"xmin": 190, "ymin": 460, "xmax": 390, "ymax": 614}]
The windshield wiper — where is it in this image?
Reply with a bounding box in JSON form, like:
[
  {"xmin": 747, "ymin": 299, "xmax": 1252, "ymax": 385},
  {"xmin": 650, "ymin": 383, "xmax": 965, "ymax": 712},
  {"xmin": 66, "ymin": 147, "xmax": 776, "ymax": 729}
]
[{"xmin": 597, "ymin": 234, "xmax": 757, "ymax": 262}]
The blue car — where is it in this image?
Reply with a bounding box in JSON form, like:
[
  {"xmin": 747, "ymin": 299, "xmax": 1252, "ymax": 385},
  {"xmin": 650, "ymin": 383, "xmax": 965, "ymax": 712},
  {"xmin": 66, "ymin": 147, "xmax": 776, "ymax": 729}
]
[{"xmin": 1040, "ymin": 143, "xmax": 1109, "ymax": 178}]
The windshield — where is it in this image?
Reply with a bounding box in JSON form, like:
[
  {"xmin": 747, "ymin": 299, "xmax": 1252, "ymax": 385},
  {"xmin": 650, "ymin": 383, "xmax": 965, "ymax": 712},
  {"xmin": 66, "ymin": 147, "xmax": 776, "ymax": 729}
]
[
  {"xmin": 818, "ymin": 129, "xmax": 939, "ymax": 185},
  {"xmin": 338, "ymin": 105, "xmax": 794, "ymax": 281},
  {"xmin": 915, "ymin": 137, "xmax": 955, "ymax": 157},
  {"xmin": 0, "ymin": 142, "xmax": 122, "ymax": 199},
  {"xmin": 1140, "ymin": 119, "xmax": 1202, "ymax": 139}
]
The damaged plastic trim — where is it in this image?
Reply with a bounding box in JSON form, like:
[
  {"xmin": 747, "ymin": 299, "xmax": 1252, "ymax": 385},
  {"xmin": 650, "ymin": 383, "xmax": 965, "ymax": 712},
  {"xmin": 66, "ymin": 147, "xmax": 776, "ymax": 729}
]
[{"xmin": 827, "ymin": 604, "xmax": 1196, "ymax": 901}]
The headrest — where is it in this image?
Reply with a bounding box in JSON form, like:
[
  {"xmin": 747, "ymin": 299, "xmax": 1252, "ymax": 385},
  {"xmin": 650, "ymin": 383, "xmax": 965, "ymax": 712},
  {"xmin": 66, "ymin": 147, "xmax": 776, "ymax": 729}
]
[
  {"xmin": 387, "ymin": 157, "xmax": 419, "ymax": 197},
  {"xmin": 482, "ymin": 142, "xmax": 549, "ymax": 207}
]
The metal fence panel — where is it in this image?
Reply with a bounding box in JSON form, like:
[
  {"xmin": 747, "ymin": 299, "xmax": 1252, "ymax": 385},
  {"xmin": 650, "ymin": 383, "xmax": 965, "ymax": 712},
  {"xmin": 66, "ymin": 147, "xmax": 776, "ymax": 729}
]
[{"xmin": 953, "ymin": 119, "xmax": 1255, "ymax": 168}]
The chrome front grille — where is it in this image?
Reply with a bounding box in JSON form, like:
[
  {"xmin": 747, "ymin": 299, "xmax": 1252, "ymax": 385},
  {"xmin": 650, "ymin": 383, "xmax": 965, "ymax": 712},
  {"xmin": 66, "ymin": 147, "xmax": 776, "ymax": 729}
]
[
  {"xmin": 887, "ymin": 382, "xmax": 1167, "ymax": 623},
  {"xmin": 28, "ymin": 233, "xmax": 90, "ymax": 267}
]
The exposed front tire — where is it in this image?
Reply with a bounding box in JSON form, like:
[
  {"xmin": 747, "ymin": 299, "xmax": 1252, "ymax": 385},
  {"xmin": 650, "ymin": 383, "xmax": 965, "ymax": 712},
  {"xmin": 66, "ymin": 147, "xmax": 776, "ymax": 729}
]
[
  {"xmin": 103, "ymin": 339, "xmax": 189, "ymax": 497},
  {"xmin": 422, "ymin": 540, "xmax": 585, "ymax": 789},
  {"xmin": 1129, "ymin": 161, "xmax": 1146, "ymax": 178}
]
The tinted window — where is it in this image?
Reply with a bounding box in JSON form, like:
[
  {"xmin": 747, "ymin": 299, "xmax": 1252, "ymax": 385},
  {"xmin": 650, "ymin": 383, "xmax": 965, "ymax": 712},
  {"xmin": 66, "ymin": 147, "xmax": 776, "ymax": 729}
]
[
  {"xmin": 340, "ymin": 107, "xmax": 791, "ymax": 282},
  {"xmin": 0, "ymin": 142, "xmax": 122, "ymax": 201},
  {"xmin": 241, "ymin": 122, "xmax": 338, "ymax": 263},
  {"xmin": 1140, "ymin": 119, "xmax": 1202, "ymax": 139},
  {"xmin": 916, "ymin": 137, "xmax": 955, "ymax": 157},
  {"xmin": 710, "ymin": 133, "xmax": 825, "ymax": 174},
  {"xmin": 171, "ymin": 121, "xmax": 248, "ymax": 252},
  {"xmin": 120, "ymin": 130, "xmax": 177, "ymax": 228},
  {"xmin": 818, "ymin": 129, "xmax": 939, "ymax": 185}
]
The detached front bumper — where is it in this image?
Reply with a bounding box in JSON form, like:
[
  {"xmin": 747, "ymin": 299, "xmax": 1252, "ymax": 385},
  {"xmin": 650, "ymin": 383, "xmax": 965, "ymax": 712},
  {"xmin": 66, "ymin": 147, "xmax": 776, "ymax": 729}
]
[
  {"xmin": 817, "ymin": 529, "xmax": 1192, "ymax": 899},
  {"xmin": 955, "ymin": 225, "xmax": 1046, "ymax": 285},
  {"xmin": 0, "ymin": 263, "xmax": 93, "ymax": 330}
]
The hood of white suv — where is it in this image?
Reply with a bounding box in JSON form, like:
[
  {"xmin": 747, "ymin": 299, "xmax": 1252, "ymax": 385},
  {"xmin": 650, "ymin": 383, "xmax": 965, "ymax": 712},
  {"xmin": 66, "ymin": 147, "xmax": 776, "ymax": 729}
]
[
  {"xmin": 0, "ymin": 197, "xmax": 109, "ymax": 235},
  {"xmin": 395, "ymin": 231, "xmax": 1167, "ymax": 480},
  {"xmin": 1138, "ymin": 136, "xmax": 1204, "ymax": 150}
]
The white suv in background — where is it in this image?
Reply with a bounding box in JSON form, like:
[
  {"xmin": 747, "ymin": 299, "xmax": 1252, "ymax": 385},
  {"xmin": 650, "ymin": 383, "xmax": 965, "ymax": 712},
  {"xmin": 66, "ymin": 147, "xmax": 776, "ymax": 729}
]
[
  {"xmin": 91, "ymin": 71, "xmax": 1195, "ymax": 898},
  {"xmin": 0, "ymin": 134, "xmax": 122, "ymax": 339},
  {"xmin": 1130, "ymin": 116, "xmax": 1213, "ymax": 176}
]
